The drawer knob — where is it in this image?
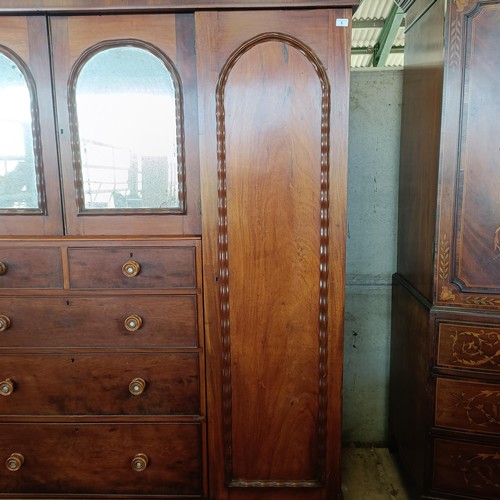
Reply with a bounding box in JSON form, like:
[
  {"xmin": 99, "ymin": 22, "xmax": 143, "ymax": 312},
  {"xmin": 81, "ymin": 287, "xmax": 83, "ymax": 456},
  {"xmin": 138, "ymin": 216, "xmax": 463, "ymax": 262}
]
[
  {"xmin": 6, "ymin": 453, "xmax": 24, "ymax": 471},
  {"xmin": 131, "ymin": 453, "xmax": 149, "ymax": 471},
  {"xmin": 0, "ymin": 262, "xmax": 7, "ymax": 275},
  {"xmin": 129, "ymin": 377, "xmax": 146, "ymax": 396},
  {"xmin": 122, "ymin": 260, "xmax": 141, "ymax": 278},
  {"xmin": 0, "ymin": 315, "xmax": 11, "ymax": 332},
  {"xmin": 124, "ymin": 315, "xmax": 143, "ymax": 332},
  {"xmin": 0, "ymin": 378, "xmax": 14, "ymax": 396}
]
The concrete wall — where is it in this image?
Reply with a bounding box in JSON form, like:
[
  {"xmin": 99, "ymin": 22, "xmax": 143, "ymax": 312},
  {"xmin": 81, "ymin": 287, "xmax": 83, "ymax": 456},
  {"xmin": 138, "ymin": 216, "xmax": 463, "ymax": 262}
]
[{"xmin": 342, "ymin": 69, "xmax": 403, "ymax": 445}]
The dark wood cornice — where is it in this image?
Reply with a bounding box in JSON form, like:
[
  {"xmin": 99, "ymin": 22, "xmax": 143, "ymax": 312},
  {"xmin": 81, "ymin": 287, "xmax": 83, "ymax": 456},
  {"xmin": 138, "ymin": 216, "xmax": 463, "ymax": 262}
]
[{"xmin": 0, "ymin": 0, "xmax": 359, "ymax": 13}]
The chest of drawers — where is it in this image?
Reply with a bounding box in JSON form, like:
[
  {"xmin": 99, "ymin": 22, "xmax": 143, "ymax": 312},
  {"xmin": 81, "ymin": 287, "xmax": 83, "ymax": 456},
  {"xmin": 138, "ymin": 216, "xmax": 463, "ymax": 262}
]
[{"xmin": 0, "ymin": 238, "xmax": 206, "ymax": 498}]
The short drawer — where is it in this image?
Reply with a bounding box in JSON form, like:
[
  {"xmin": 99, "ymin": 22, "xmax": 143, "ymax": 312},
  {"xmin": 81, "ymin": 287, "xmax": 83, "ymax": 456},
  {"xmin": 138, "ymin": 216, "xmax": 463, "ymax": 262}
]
[
  {"xmin": 0, "ymin": 248, "xmax": 62, "ymax": 289},
  {"xmin": 435, "ymin": 378, "xmax": 500, "ymax": 434},
  {"xmin": 68, "ymin": 246, "xmax": 197, "ymax": 289},
  {"xmin": 437, "ymin": 322, "xmax": 500, "ymax": 373},
  {"xmin": 433, "ymin": 438, "xmax": 500, "ymax": 499},
  {"xmin": 0, "ymin": 422, "xmax": 202, "ymax": 496},
  {"xmin": 0, "ymin": 295, "xmax": 198, "ymax": 348},
  {"xmin": 0, "ymin": 353, "xmax": 200, "ymax": 416}
]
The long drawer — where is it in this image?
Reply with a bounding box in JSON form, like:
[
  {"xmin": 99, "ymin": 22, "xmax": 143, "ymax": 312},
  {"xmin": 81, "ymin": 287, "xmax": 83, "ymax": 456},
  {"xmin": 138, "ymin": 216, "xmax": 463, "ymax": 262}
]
[
  {"xmin": 435, "ymin": 378, "xmax": 500, "ymax": 434},
  {"xmin": 0, "ymin": 353, "xmax": 200, "ymax": 416},
  {"xmin": 0, "ymin": 422, "xmax": 202, "ymax": 496},
  {"xmin": 68, "ymin": 246, "xmax": 197, "ymax": 289},
  {"xmin": 433, "ymin": 437, "xmax": 500, "ymax": 499},
  {"xmin": 0, "ymin": 295, "xmax": 198, "ymax": 348}
]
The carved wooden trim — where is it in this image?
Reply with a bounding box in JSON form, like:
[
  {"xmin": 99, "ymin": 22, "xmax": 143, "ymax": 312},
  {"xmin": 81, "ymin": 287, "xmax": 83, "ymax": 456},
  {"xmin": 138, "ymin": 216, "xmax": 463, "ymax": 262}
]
[
  {"xmin": 0, "ymin": 45, "xmax": 46, "ymax": 215},
  {"xmin": 215, "ymin": 32, "xmax": 331, "ymax": 486},
  {"xmin": 67, "ymin": 39, "xmax": 186, "ymax": 215}
]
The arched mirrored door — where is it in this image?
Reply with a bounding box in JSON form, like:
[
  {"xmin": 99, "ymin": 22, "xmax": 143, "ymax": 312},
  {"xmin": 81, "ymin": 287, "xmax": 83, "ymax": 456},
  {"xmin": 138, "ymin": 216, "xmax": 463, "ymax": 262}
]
[
  {"xmin": 52, "ymin": 14, "xmax": 200, "ymax": 236},
  {"xmin": 0, "ymin": 16, "xmax": 62, "ymax": 235}
]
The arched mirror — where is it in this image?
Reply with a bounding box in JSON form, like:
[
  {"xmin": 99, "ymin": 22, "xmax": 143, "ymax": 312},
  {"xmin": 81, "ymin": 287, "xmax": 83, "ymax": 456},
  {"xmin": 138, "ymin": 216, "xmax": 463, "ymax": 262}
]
[
  {"xmin": 71, "ymin": 44, "xmax": 184, "ymax": 212},
  {"xmin": 0, "ymin": 50, "xmax": 42, "ymax": 212}
]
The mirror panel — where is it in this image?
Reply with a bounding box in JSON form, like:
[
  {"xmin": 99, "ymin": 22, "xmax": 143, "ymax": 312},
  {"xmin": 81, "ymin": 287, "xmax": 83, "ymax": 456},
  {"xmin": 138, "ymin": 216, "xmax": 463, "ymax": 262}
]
[
  {"xmin": 0, "ymin": 51, "xmax": 42, "ymax": 212},
  {"xmin": 73, "ymin": 45, "xmax": 183, "ymax": 212}
]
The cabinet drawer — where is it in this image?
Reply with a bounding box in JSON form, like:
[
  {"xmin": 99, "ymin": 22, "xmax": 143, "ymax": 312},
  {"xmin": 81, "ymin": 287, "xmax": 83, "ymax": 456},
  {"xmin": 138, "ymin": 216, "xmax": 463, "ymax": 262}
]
[
  {"xmin": 68, "ymin": 246, "xmax": 197, "ymax": 289},
  {"xmin": 0, "ymin": 248, "xmax": 62, "ymax": 289},
  {"xmin": 433, "ymin": 438, "xmax": 500, "ymax": 499},
  {"xmin": 435, "ymin": 378, "xmax": 500, "ymax": 434},
  {"xmin": 0, "ymin": 295, "xmax": 198, "ymax": 348},
  {"xmin": 0, "ymin": 353, "xmax": 200, "ymax": 416},
  {"xmin": 437, "ymin": 322, "xmax": 500, "ymax": 373},
  {"xmin": 0, "ymin": 422, "xmax": 202, "ymax": 496}
]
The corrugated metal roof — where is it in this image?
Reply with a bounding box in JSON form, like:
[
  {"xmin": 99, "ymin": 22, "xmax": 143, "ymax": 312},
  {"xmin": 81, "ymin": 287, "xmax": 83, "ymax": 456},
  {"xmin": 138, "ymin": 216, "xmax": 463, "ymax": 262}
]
[
  {"xmin": 355, "ymin": 0, "xmax": 396, "ymax": 19},
  {"xmin": 351, "ymin": 0, "xmax": 405, "ymax": 69}
]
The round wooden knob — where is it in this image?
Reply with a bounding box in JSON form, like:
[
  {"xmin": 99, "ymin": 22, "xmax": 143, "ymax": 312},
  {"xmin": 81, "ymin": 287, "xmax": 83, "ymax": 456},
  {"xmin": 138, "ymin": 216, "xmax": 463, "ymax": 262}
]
[
  {"xmin": 0, "ymin": 315, "xmax": 11, "ymax": 332},
  {"xmin": 129, "ymin": 378, "xmax": 146, "ymax": 396},
  {"xmin": 124, "ymin": 315, "xmax": 143, "ymax": 332},
  {"xmin": 131, "ymin": 453, "xmax": 148, "ymax": 471},
  {"xmin": 122, "ymin": 260, "xmax": 141, "ymax": 278},
  {"xmin": 0, "ymin": 378, "xmax": 14, "ymax": 396},
  {"xmin": 5, "ymin": 453, "xmax": 24, "ymax": 471},
  {"xmin": 0, "ymin": 262, "xmax": 7, "ymax": 275}
]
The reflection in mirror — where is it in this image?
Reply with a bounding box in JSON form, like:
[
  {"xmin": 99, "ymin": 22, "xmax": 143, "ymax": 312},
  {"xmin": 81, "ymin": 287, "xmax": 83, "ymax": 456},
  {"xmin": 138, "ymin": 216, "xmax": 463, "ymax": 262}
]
[
  {"xmin": 74, "ymin": 45, "xmax": 183, "ymax": 211},
  {"xmin": 0, "ymin": 51, "xmax": 40, "ymax": 211}
]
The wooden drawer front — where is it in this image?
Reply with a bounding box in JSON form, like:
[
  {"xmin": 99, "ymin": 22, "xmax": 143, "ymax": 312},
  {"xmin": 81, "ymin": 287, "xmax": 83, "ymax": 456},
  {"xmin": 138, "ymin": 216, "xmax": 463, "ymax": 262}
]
[
  {"xmin": 0, "ymin": 296, "xmax": 198, "ymax": 348},
  {"xmin": 437, "ymin": 322, "xmax": 500, "ymax": 373},
  {"xmin": 68, "ymin": 246, "xmax": 197, "ymax": 289},
  {"xmin": 435, "ymin": 378, "xmax": 500, "ymax": 434},
  {"xmin": 433, "ymin": 438, "xmax": 500, "ymax": 499},
  {"xmin": 0, "ymin": 354, "xmax": 199, "ymax": 416},
  {"xmin": 0, "ymin": 423, "xmax": 202, "ymax": 496},
  {"xmin": 0, "ymin": 248, "xmax": 62, "ymax": 289}
]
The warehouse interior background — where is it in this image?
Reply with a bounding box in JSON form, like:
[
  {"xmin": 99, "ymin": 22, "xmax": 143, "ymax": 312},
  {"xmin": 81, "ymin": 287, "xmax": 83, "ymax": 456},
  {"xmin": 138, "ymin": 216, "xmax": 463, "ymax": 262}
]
[{"xmin": 343, "ymin": 0, "xmax": 404, "ymax": 446}]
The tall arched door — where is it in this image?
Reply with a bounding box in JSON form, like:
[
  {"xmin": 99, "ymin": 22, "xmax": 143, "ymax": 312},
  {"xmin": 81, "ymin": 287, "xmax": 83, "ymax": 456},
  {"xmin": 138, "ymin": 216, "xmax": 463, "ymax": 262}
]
[{"xmin": 197, "ymin": 9, "xmax": 352, "ymax": 499}]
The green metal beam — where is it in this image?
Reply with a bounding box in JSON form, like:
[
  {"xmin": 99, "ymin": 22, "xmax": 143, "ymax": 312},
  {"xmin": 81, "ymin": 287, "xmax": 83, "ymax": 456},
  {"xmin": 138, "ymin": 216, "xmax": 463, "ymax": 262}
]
[{"xmin": 373, "ymin": 3, "xmax": 405, "ymax": 67}]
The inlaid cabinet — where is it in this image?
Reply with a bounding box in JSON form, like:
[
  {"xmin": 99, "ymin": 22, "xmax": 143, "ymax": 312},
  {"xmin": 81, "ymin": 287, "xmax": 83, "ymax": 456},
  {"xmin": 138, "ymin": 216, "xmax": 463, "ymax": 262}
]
[
  {"xmin": 391, "ymin": 0, "xmax": 500, "ymax": 498},
  {"xmin": 0, "ymin": 1, "xmax": 356, "ymax": 498}
]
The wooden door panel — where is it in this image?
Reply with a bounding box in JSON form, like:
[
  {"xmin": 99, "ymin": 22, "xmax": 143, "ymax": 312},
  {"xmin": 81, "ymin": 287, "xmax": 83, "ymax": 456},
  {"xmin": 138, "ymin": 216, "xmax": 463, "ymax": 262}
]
[
  {"xmin": 436, "ymin": 2, "xmax": 500, "ymax": 307},
  {"xmin": 225, "ymin": 39, "xmax": 322, "ymax": 482},
  {"xmin": 197, "ymin": 9, "xmax": 351, "ymax": 498}
]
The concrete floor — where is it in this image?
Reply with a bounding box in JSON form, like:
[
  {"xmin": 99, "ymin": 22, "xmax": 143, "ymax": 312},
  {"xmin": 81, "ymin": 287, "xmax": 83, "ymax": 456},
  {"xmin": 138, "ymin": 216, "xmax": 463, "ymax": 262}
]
[{"xmin": 342, "ymin": 447, "xmax": 411, "ymax": 500}]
